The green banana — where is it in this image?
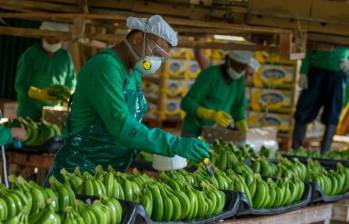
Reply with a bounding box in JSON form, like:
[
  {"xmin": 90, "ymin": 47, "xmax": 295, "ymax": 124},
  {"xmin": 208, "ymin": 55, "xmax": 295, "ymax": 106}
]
[
  {"xmin": 141, "ymin": 190, "xmax": 153, "ymax": 217},
  {"xmin": 149, "ymin": 185, "xmax": 163, "ymax": 221},
  {"xmin": 253, "ymin": 177, "xmax": 268, "ymax": 209}
]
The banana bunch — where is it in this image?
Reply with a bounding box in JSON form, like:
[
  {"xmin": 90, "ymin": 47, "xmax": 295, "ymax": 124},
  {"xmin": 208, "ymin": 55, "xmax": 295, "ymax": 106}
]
[
  {"xmin": 306, "ymin": 160, "xmax": 349, "ymax": 196},
  {"xmin": 76, "ymin": 198, "xmax": 122, "ymax": 224},
  {"xmin": 288, "ymin": 148, "xmax": 349, "ymax": 160},
  {"xmin": 5, "ymin": 117, "xmax": 61, "ymax": 146},
  {"xmin": 48, "ymin": 176, "xmax": 76, "ymax": 212},
  {"xmin": 47, "ymin": 84, "xmax": 73, "ymax": 103},
  {"xmin": 28, "ymin": 203, "xmax": 60, "ymax": 224},
  {"xmin": 251, "ymin": 157, "xmax": 307, "ymax": 180},
  {"xmin": 140, "ymin": 181, "xmax": 226, "ymax": 222},
  {"xmin": 226, "ymin": 171, "xmax": 305, "ymax": 209}
]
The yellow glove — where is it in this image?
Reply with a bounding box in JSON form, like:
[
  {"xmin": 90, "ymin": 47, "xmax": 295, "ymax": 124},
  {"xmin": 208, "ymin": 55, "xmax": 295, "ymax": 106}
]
[
  {"xmin": 236, "ymin": 120, "xmax": 249, "ymax": 132},
  {"xmin": 197, "ymin": 107, "xmax": 232, "ymax": 128},
  {"xmin": 28, "ymin": 86, "xmax": 58, "ymax": 101}
]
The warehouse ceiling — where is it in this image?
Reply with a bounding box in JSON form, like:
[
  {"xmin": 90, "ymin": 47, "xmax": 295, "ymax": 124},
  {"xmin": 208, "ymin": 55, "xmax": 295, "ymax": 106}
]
[{"xmin": 1, "ymin": 0, "xmax": 349, "ymax": 59}]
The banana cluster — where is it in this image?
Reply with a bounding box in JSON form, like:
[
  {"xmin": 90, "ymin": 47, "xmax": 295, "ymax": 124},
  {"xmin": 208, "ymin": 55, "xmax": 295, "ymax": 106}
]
[
  {"xmin": 60, "ymin": 166, "xmax": 227, "ymax": 222},
  {"xmin": 47, "ymin": 84, "xmax": 73, "ymax": 103},
  {"xmin": 0, "ymin": 175, "xmax": 123, "ymax": 224},
  {"xmin": 288, "ymin": 148, "xmax": 349, "ymax": 160},
  {"xmin": 306, "ymin": 160, "xmax": 349, "ymax": 196},
  {"xmin": 251, "ymin": 157, "xmax": 307, "ymax": 180},
  {"xmin": 210, "ymin": 141, "xmax": 275, "ymax": 171},
  {"xmin": 5, "ymin": 117, "xmax": 61, "ymax": 146}
]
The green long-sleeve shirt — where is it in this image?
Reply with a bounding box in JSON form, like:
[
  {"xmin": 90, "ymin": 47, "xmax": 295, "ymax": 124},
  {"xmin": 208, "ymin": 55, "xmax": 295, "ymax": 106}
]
[
  {"xmin": 0, "ymin": 127, "xmax": 12, "ymax": 145},
  {"xmin": 69, "ymin": 48, "xmax": 140, "ymax": 137},
  {"xmin": 181, "ymin": 65, "xmax": 246, "ymax": 134},
  {"xmin": 300, "ymin": 47, "xmax": 349, "ymax": 75},
  {"xmin": 15, "ymin": 44, "xmax": 76, "ymax": 120}
]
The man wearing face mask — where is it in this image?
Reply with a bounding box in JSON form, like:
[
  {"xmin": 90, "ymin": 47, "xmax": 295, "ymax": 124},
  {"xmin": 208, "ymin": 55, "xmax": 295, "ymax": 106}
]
[
  {"xmin": 181, "ymin": 50, "xmax": 255, "ymax": 137},
  {"xmin": 46, "ymin": 15, "xmax": 209, "ymax": 182},
  {"xmin": 15, "ymin": 21, "xmax": 76, "ymax": 121}
]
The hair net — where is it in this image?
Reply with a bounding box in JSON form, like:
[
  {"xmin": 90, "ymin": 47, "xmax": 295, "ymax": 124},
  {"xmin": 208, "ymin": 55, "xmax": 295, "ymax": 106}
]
[
  {"xmin": 228, "ymin": 50, "xmax": 253, "ymax": 64},
  {"xmin": 126, "ymin": 15, "xmax": 178, "ymax": 47},
  {"xmin": 248, "ymin": 58, "xmax": 260, "ymax": 71},
  {"xmin": 40, "ymin": 21, "xmax": 69, "ymax": 32}
]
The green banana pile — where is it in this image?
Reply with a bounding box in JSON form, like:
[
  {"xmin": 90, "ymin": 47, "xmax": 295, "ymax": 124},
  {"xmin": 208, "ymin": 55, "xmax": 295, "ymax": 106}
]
[
  {"xmin": 287, "ymin": 148, "xmax": 349, "ymax": 160},
  {"xmin": 47, "ymin": 84, "xmax": 73, "ymax": 103},
  {"xmin": 251, "ymin": 157, "xmax": 307, "ymax": 180},
  {"xmin": 306, "ymin": 160, "xmax": 349, "ymax": 196},
  {"xmin": 211, "ymin": 141, "xmax": 257, "ymax": 171},
  {"xmin": 4, "ymin": 117, "xmax": 61, "ymax": 146},
  {"xmin": 210, "ymin": 140, "xmax": 277, "ymax": 171},
  {"xmin": 60, "ymin": 166, "xmax": 227, "ymax": 222},
  {"xmin": 0, "ymin": 174, "xmax": 123, "ymax": 224},
  {"xmin": 227, "ymin": 171, "xmax": 305, "ymax": 209}
]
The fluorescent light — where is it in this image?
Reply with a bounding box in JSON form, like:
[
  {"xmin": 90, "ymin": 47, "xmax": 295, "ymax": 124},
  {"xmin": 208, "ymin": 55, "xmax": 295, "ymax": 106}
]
[{"xmin": 213, "ymin": 35, "xmax": 245, "ymax": 42}]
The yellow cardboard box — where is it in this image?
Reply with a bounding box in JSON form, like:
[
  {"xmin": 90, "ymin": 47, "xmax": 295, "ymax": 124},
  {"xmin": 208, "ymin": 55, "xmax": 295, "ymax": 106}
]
[
  {"xmin": 253, "ymin": 63, "xmax": 296, "ymax": 88},
  {"xmin": 169, "ymin": 48, "xmax": 194, "ymax": 60},
  {"xmin": 167, "ymin": 79, "xmax": 188, "ymax": 98},
  {"xmin": 250, "ymin": 87, "xmax": 293, "ymax": 111},
  {"xmin": 248, "ymin": 111, "xmax": 290, "ymax": 132},
  {"xmin": 164, "ymin": 59, "xmax": 189, "ymax": 78}
]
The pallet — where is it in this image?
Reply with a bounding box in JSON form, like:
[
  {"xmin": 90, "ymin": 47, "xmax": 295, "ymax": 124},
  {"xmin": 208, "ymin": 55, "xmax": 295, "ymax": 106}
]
[
  {"xmin": 4, "ymin": 151, "xmax": 54, "ymax": 185},
  {"xmin": 224, "ymin": 200, "xmax": 349, "ymax": 224}
]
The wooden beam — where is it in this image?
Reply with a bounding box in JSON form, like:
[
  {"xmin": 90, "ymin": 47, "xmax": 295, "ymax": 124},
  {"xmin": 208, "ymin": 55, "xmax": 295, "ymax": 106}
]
[
  {"xmin": 308, "ymin": 33, "xmax": 349, "ymax": 47},
  {"xmin": 79, "ymin": 0, "xmax": 88, "ymax": 13},
  {"xmin": 0, "ymin": 0, "xmax": 79, "ymax": 13},
  {"xmin": 179, "ymin": 40, "xmax": 278, "ymax": 51},
  {"xmin": 0, "ymin": 27, "xmax": 72, "ymax": 40},
  {"xmin": 0, "ymin": 12, "xmax": 291, "ymax": 35}
]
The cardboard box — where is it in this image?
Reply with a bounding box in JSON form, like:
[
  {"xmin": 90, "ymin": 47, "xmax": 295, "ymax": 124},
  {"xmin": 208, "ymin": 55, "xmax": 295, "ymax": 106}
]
[
  {"xmin": 167, "ymin": 79, "xmax": 188, "ymax": 98},
  {"xmin": 0, "ymin": 99, "xmax": 18, "ymax": 118},
  {"xmin": 143, "ymin": 81, "xmax": 159, "ymax": 99},
  {"xmin": 250, "ymin": 87, "xmax": 293, "ymax": 111},
  {"xmin": 253, "ymin": 63, "xmax": 296, "ymax": 88},
  {"xmin": 248, "ymin": 111, "xmax": 291, "ymax": 132},
  {"xmin": 169, "ymin": 48, "xmax": 194, "ymax": 60},
  {"xmin": 187, "ymin": 61, "xmax": 201, "ymax": 79},
  {"xmin": 164, "ymin": 59, "xmax": 189, "ymax": 78},
  {"xmin": 144, "ymin": 103, "xmax": 158, "ymax": 120},
  {"xmin": 42, "ymin": 106, "xmax": 68, "ymax": 129},
  {"xmin": 202, "ymin": 125, "xmax": 278, "ymax": 151}
]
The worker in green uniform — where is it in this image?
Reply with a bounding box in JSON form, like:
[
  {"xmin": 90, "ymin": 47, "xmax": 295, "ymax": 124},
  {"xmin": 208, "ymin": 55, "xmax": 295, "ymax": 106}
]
[
  {"xmin": 15, "ymin": 21, "xmax": 76, "ymax": 121},
  {"xmin": 47, "ymin": 15, "xmax": 209, "ymax": 182},
  {"xmin": 181, "ymin": 50, "xmax": 256, "ymax": 137},
  {"xmin": 293, "ymin": 47, "xmax": 349, "ymax": 153},
  {"xmin": 0, "ymin": 111, "xmax": 26, "ymax": 146}
]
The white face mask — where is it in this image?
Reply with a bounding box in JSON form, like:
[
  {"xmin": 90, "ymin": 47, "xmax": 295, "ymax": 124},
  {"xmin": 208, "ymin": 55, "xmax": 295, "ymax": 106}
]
[
  {"xmin": 124, "ymin": 35, "xmax": 163, "ymax": 75},
  {"xmin": 42, "ymin": 40, "xmax": 62, "ymax": 53},
  {"xmin": 227, "ymin": 66, "xmax": 245, "ymax": 80}
]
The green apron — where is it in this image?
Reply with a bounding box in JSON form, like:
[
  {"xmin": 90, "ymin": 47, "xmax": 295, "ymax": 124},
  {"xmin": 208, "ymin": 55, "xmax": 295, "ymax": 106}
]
[{"xmin": 47, "ymin": 76, "xmax": 147, "ymax": 182}]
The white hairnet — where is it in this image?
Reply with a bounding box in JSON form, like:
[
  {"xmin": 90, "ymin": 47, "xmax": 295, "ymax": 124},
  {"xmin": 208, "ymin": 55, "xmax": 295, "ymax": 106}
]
[
  {"xmin": 228, "ymin": 50, "xmax": 253, "ymax": 64},
  {"xmin": 126, "ymin": 15, "xmax": 178, "ymax": 47},
  {"xmin": 248, "ymin": 58, "xmax": 260, "ymax": 71},
  {"xmin": 40, "ymin": 21, "xmax": 69, "ymax": 32}
]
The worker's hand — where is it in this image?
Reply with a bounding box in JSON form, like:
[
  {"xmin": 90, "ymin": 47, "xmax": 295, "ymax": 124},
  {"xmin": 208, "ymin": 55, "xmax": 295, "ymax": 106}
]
[
  {"xmin": 197, "ymin": 107, "xmax": 233, "ymax": 127},
  {"xmin": 340, "ymin": 59, "xmax": 349, "ymax": 73},
  {"xmin": 174, "ymin": 137, "xmax": 210, "ymax": 162},
  {"xmin": 213, "ymin": 111, "xmax": 233, "ymax": 128},
  {"xmin": 236, "ymin": 120, "xmax": 249, "ymax": 132},
  {"xmin": 299, "ymin": 74, "xmax": 308, "ymax": 89},
  {"xmin": 10, "ymin": 128, "xmax": 26, "ymax": 141},
  {"xmin": 28, "ymin": 86, "xmax": 58, "ymax": 101}
]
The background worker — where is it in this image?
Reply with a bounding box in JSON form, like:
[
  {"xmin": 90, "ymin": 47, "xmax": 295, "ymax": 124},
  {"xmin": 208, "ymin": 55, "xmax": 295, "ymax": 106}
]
[{"xmin": 15, "ymin": 21, "xmax": 76, "ymax": 120}]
